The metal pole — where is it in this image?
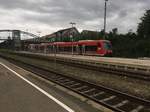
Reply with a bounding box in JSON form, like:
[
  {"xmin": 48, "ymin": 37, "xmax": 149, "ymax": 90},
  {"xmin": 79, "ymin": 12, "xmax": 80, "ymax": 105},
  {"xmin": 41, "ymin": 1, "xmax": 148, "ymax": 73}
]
[
  {"xmin": 104, "ymin": 0, "xmax": 108, "ymax": 39},
  {"xmin": 70, "ymin": 22, "xmax": 76, "ymax": 28},
  {"xmin": 72, "ymin": 37, "xmax": 73, "ymax": 55},
  {"xmin": 53, "ymin": 44, "xmax": 56, "ymax": 70},
  {"xmin": 55, "ymin": 45, "xmax": 56, "ymax": 69},
  {"xmin": 70, "ymin": 22, "xmax": 76, "ymax": 56}
]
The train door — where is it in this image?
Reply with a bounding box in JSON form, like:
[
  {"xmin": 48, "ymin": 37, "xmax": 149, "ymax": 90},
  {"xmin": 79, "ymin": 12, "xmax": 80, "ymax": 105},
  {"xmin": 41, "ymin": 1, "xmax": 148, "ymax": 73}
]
[{"xmin": 97, "ymin": 42, "xmax": 103, "ymax": 55}]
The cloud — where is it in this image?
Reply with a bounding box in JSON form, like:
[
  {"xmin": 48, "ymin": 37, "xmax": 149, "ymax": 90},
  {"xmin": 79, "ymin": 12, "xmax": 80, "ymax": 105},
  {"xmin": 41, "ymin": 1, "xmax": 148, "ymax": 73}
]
[{"xmin": 0, "ymin": 0, "xmax": 149, "ymax": 36}]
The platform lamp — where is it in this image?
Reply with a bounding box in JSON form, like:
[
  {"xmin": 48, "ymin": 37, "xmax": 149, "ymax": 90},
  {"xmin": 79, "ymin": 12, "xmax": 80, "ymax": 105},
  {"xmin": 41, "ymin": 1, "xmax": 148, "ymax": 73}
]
[
  {"xmin": 70, "ymin": 34, "xmax": 73, "ymax": 55},
  {"xmin": 103, "ymin": 0, "xmax": 108, "ymax": 39},
  {"xmin": 70, "ymin": 22, "xmax": 76, "ymax": 56},
  {"xmin": 70, "ymin": 22, "xmax": 76, "ymax": 28}
]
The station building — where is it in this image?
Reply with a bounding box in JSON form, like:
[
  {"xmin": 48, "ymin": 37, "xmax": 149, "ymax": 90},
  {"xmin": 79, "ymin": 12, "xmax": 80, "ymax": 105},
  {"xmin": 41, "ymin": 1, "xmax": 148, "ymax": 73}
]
[{"xmin": 42, "ymin": 27, "xmax": 80, "ymax": 42}]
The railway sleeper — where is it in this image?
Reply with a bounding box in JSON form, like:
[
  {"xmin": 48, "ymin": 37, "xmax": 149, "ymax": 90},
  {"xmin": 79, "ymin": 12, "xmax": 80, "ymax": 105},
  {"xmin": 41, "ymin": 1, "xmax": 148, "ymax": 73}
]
[{"xmin": 112, "ymin": 100, "xmax": 129, "ymax": 108}]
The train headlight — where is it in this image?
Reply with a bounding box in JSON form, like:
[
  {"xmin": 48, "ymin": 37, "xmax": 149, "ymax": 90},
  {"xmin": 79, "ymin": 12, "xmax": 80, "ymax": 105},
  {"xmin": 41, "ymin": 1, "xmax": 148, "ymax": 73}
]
[{"xmin": 98, "ymin": 47, "xmax": 101, "ymax": 50}]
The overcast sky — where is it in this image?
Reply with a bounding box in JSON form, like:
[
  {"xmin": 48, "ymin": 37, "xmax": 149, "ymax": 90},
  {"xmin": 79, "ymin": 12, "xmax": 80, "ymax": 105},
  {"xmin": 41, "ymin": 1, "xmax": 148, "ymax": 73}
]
[{"xmin": 0, "ymin": 0, "xmax": 149, "ymax": 36}]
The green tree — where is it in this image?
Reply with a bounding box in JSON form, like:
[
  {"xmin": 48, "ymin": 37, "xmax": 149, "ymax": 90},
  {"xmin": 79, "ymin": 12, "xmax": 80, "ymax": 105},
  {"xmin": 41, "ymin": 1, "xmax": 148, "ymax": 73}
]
[
  {"xmin": 112, "ymin": 28, "xmax": 118, "ymax": 35},
  {"xmin": 137, "ymin": 10, "xmax": 150, "ymax": 38}
]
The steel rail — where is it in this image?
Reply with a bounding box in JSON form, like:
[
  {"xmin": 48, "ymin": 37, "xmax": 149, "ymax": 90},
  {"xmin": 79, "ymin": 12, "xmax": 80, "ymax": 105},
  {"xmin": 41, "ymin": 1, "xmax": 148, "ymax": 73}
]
[
  {"xmin": 1, "ymin": 55, "xmax": 150, "ymax": 112},
  {"xmin": 10, "ymin": 52, "xmax": 150, "ymax": 81}
]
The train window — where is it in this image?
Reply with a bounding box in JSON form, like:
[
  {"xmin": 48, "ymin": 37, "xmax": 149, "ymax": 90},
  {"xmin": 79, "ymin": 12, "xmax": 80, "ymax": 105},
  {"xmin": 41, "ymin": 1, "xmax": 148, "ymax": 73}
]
[
  {"xmin": 103, "ymin": 42, "xmax": 112, "ymax": 50},
  {"xmin": 64, "ymin": 46, "xmax": 72, "ymax": 52},
  {"xmin": 85, "ymin": 46, "xmax": 97, "ymax": 51}
]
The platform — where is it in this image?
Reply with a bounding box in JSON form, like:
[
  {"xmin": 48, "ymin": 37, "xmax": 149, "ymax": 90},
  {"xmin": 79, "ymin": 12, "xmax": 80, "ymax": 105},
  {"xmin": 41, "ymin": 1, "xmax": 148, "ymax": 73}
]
[
  {"xmin": 18, "ymin": 51, "xmax": 150, "ymax": 66},
  {"xmin": 0, "ymin": 58, "xmax": 101, "ymax": 112},
  {"xmin": 18, "ymin": 51, "xmax": 150, "ymax": 71}
]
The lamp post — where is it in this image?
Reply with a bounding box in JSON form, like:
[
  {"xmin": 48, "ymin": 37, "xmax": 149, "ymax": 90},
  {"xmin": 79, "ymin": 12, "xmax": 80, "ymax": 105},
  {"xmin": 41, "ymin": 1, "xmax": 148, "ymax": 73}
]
[
  {"xmin": 70, "ymin": 22, "xmax": 76, "ymax": 56},
  {"xmin": 70, "ymin": 22, "xmax": 76, "ymax": 28},
  {"xmin": 70, "ymin": 35, "xmax": 73, "ymax": 55},
  {"xmin": 104, "ymin": 0, "xmax": 108, "ymax": 39}
]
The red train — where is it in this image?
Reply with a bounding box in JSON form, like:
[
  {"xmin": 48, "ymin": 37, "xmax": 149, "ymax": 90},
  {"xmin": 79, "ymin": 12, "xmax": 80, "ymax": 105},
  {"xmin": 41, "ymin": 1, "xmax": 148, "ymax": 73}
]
[{"xmin": 28, "ymin": 40, "xmax": 112, "ymax": 56}]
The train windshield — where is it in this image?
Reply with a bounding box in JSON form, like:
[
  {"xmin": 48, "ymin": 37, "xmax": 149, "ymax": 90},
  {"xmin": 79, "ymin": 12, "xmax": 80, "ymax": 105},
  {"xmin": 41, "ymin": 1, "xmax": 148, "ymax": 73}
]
[{"xmin": 103, "ymin": 42, "xmax": 112, "ymax": 50}]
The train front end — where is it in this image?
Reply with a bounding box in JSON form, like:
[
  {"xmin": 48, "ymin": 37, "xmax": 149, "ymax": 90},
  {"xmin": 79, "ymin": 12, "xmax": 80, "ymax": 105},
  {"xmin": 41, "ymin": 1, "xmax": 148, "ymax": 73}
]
[{"xmin": 97, "ymin": 40, "xmax": 112, "ymax": 56}]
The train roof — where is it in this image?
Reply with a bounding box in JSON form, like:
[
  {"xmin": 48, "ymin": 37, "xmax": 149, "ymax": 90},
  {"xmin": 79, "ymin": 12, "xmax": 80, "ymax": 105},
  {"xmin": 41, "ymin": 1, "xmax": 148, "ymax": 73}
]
[
  {"xmin": 78, "ymin": 40, "xmax": 110, "ymax": 43},
  {"xmin": 30, "ymin": 40, "xmax": 111, "ymax": 47},
  {"xmin": 78, "ymin": 40, "xmax": 110, "ymax": 45}
]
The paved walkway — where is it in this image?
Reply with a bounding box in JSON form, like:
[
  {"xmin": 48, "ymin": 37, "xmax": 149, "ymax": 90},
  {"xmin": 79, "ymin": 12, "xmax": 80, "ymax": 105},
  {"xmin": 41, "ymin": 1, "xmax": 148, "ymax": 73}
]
[{"xmin": 0, "ymin": 63, "xmax": 72, "ymax": 112}]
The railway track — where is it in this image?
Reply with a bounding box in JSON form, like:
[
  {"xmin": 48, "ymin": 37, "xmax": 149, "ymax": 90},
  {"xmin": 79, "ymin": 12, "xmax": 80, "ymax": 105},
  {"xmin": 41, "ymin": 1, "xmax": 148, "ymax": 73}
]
[
  {"xmin": 2, "ymin": 55, "xmax": 150, "ymax": 112},
  {"xmin": 52, "ymin": 58, "xmax": 150, "ymax": 81},
  {"xmin": 11, "ymin": 52, "xmax": 150, "ymax": 81}
]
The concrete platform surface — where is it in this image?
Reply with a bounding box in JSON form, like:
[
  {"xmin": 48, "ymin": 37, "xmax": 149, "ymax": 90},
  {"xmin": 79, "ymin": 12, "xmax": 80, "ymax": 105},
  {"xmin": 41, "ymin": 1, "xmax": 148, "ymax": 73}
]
[
  {"xmin": 0, "ymin": 64, "xmax": 73, "ymax": 112},
  {"xmin": 19, "ymin": 51, "xmax": 150, "ymax": 68}
]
